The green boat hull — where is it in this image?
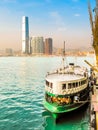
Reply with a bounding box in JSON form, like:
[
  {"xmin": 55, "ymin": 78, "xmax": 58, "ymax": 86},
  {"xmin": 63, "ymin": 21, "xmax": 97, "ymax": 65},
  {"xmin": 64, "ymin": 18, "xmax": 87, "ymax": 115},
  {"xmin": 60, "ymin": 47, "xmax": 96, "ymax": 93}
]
[{"xmin": 43, "ymin": 100, "xmax": 87, "ymax": 119}]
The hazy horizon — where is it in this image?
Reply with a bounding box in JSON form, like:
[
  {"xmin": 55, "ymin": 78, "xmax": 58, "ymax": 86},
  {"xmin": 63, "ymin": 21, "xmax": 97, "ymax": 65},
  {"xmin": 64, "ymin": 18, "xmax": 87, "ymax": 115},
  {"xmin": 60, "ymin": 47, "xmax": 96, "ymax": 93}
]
[{"xmin": 0, "ymin": 0, "xmax": 95, "ymax": 51}]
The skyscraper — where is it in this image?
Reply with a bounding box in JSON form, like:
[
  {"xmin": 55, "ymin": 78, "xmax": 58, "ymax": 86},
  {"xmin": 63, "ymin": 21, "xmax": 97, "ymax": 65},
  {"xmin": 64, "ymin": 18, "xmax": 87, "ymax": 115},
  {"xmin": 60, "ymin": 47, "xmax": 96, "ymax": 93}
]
[
  {"xmin": 31, "ymin": 37, "xmax": 44, "ymax": 55},
  {"xmin": 44, "ymin": 38, "xmax": 53, "ymax": 55},
  {"xmin": 22, "ymin": 16, "xmax": 29, "ymax": 54}
]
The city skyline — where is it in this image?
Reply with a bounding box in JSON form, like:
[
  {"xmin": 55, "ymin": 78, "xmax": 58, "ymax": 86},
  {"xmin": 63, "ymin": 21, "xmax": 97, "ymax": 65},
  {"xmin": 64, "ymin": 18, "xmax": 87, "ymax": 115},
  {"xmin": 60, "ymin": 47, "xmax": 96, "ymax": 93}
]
[{"xmin": 0, "ymin": 0, "xmax": 96, "ymax": 51}]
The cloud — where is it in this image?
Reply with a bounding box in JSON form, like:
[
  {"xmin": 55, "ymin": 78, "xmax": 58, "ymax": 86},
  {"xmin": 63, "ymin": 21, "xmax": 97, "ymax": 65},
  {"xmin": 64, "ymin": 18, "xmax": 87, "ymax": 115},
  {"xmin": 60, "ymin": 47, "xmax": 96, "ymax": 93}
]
[
  {"xmin": 58, "ymin": 27, "xmax": 66, "ymax": 31},
  {"xmin": 74, "ymin": 13, "xmax": 80, "ymax": 17},
  {"xmin": 49, "ymin": 11, "xmax": 65, "ymax": 25},
  {"xmin": 50, "ymin": 11, "xmax": 60, "ymax": 18},
  {"xmin": 49, "ymin": 11, "xmax": 67, "ymax": 32}
]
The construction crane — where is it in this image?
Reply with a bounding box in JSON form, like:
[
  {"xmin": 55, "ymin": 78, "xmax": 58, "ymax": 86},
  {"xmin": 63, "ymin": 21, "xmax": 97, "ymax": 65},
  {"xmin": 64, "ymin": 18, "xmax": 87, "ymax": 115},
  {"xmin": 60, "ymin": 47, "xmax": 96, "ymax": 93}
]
[{"xmin": 88, "ymin": 0, "xmax": 98, "ymax": 66}]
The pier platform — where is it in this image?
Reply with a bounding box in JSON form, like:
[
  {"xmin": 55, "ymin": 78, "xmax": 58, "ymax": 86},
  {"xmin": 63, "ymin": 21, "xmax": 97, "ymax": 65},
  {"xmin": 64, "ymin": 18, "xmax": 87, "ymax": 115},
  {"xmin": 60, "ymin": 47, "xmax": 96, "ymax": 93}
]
[{"xmin": 91, "ymin": 84, "xmax": 98, "ymax": 130}]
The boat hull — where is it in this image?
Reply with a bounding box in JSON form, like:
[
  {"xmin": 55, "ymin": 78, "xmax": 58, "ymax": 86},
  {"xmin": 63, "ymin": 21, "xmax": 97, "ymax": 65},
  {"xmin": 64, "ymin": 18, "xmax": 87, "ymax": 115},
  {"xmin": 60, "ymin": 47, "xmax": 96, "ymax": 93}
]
[{"xmin": 43, "ymin": 99, "xmax": 88, "ymax": 118}]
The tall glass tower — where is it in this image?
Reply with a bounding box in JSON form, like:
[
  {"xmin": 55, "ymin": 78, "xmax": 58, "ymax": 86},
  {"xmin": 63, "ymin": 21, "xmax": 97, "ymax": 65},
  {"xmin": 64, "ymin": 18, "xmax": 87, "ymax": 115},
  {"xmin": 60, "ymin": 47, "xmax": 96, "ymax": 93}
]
[
  {"xmin": 22, "ymin": 16, "xmax": 29, "ymax": 54},
  {"xmin": 45, "ymin": 38, "xmax": 53, "ymax": 55}
]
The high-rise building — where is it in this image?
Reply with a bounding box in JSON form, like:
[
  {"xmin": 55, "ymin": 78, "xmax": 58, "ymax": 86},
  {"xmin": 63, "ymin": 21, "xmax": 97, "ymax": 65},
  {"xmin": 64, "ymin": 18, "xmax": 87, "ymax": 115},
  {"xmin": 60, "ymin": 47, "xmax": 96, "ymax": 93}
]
[
  {"xmin": 44, "ymin": 38, "xmax": 53, "ymax": 55},
  {"xmin": 31, "ymin": 37, "xmax": 44, "ymax": 55},
  {"xmin": 22, "ymin": 16, "xmax": 29, "ymax": 54},
  {"xmin": 5, "ymin": 48, "xmax": 13, "ymax": 56}
]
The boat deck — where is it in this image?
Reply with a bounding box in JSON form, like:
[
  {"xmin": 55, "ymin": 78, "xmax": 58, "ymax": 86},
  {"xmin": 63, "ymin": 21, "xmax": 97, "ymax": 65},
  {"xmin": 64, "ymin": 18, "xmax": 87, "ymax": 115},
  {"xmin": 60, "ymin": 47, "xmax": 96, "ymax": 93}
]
[
  {"xmin": 46, "ymin": 73, "xmax": 84, "ymax": 82},
  {"xmin": 46, "ymin": 65, "xmax": 88, "ymax": 82}
]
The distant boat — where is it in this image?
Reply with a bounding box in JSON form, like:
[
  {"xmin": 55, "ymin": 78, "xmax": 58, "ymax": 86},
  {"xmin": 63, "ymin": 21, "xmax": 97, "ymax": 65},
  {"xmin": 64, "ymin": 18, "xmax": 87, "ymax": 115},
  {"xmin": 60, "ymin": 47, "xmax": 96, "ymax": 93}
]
[{"xmin": 43, "ymin": 42, "xmax": 90, "ymax": 119}]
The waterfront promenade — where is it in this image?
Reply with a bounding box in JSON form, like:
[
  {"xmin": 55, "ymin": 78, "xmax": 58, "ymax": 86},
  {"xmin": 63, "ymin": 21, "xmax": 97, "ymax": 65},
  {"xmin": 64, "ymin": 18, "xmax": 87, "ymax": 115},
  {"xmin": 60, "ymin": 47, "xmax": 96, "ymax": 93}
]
[{"xmin": 91, "ymin": 81, "xmax": 98, "ymax": 130}]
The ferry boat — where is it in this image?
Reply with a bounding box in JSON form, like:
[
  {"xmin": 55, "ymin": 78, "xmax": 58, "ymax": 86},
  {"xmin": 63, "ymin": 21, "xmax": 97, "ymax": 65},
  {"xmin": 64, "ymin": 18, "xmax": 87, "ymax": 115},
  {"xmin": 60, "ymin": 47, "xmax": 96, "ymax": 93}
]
[{"xmin": 43, "ymin": 44, "xmax": 90, "ymax": 119}]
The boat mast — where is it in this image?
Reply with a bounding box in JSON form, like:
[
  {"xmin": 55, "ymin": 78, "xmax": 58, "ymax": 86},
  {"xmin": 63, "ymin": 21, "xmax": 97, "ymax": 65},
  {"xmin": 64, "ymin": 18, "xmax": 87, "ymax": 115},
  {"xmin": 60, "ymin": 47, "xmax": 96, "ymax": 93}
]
[{"xmin": 62, "ymin": 41, "xmax": 65, "ymax": 70}]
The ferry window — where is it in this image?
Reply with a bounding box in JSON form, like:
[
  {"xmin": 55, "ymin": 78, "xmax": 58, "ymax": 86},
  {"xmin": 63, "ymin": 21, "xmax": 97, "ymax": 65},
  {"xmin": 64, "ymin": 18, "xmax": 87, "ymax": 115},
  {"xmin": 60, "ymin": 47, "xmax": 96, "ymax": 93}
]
[
  {"xmin": 76, "ymin": 82, "xmax": 78, "ymax": 87},
  {"xmin": 83, "ymin": 80, "xmax": 85, "ymax": 84},
  {"xmin": 81, "ymin": 81, "xmax": 82, "ymax": 85},
  {"xmin": 46, "ymin": 80, "xmax": 49, "ymax": 86},
  {"xmin": 68, "ymin": 83, "xmax": 71, "ymax": 89},
  {"xmin": 79, "ymin": 82, "xmax": 81, "ymax": 86},
  {"xmin": 73, "ymin": 83, "xmax": 75, "ymax": 87},
  {"xmin": 81, "ymin": 80, "xmax": 86, "ymax": 85},
  {"xmin": 50, "ymin": 83, "xmax": 53, "ymax": 88},
  {"xmin": 45, "ymin": 93, "xmax": 53, "ymax": 103},
  {"xmin": 84, "ymin": 80, "xmax": 86, "ymax": 84},
  {"xmin": 62, "ymin": 84, "xmax": 66, "ymax": 89}
]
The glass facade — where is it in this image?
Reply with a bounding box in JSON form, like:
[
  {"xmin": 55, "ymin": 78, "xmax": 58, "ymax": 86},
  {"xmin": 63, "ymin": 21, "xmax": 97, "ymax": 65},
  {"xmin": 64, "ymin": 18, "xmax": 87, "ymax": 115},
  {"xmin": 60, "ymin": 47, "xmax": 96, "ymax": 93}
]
[
  {"xmin": 31, "ymin": 37, "xmax": 44, "ymax": 54},
  {"xmin": 22, "ymin": 16, "xmax": 29, "ymax": 54},
  {"xmin": 44, "ymin": 38, "xmax": 53, "ymax": 55}
]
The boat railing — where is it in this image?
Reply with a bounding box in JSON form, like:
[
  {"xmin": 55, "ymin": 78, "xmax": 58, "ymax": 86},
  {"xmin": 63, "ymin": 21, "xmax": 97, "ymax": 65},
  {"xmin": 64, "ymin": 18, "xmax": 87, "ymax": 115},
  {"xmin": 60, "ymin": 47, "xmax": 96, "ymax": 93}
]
[
  {"xmin": 46, "ymin": 71, "xmax": 85, "ymax": 77},
  {"xmin": 46, "ymin": 63, "xmax": 88, "ymax": 77}
]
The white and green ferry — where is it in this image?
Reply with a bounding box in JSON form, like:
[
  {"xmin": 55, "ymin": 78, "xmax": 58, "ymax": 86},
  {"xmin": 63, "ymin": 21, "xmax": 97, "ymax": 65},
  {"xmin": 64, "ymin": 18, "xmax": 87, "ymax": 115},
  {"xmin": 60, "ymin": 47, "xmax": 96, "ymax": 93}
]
[{"xmin": 43, "ymin": 61, "xmax": 90, "ymax": 119}]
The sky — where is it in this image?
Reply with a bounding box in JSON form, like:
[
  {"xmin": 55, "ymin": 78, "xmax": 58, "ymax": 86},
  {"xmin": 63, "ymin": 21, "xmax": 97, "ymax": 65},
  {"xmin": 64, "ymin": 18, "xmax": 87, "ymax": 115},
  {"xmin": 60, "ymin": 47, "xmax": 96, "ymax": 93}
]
[{"xmin": 0, "ymin": 0, "xmax": 96, "ymax": 51}]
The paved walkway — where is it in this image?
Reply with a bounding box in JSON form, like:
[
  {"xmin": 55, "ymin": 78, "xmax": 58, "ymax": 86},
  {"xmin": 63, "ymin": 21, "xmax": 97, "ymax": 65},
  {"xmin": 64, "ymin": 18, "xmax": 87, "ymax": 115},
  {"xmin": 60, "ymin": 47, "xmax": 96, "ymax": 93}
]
[{"xmin": 91, "ymin": 84, "xmax": 98, "ymax": 130}]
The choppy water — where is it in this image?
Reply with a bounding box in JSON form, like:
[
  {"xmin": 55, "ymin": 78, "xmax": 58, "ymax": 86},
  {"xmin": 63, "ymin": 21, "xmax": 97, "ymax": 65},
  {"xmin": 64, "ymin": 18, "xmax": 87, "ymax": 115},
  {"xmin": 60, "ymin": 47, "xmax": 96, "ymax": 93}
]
[{"xmin": 0, "ymin": 56, "xmax": 94, "ymax": 130}]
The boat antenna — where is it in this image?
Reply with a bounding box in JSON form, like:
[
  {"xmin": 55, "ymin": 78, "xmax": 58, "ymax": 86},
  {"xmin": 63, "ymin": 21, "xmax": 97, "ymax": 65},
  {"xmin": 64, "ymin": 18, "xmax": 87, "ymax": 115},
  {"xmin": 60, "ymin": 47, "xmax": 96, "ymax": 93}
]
[
  {"xmin": 64, "ymin": 41, "xmax": 65, "ymax": 56},
  {"xmin": 62, "ymin": 41, "xmax": 65, "ymax": 70}
]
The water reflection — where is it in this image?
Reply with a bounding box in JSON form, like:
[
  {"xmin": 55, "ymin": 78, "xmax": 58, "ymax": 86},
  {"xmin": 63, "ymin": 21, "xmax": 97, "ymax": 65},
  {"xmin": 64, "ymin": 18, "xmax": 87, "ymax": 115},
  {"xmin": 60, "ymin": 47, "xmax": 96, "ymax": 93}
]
[{"xmin": 42, "ymin": 103, "xmax": 90, "ymax": 130}]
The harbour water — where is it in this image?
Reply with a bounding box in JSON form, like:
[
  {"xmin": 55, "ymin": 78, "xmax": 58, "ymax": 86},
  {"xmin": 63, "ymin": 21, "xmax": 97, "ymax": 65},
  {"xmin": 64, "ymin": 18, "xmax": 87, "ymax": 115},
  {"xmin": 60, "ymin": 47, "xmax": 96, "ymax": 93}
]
[{"xmin": 0, "ymin": 56, "xmax": 95, "ymax": 130}]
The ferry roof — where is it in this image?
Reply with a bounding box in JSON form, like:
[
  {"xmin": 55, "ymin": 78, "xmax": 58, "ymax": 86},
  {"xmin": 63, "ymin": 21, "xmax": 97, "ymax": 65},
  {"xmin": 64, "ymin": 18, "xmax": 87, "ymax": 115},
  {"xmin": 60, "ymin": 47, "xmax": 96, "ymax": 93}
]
[{"xmin": 46, "ymin": 73, "xmax": 85, "ymax": 82}]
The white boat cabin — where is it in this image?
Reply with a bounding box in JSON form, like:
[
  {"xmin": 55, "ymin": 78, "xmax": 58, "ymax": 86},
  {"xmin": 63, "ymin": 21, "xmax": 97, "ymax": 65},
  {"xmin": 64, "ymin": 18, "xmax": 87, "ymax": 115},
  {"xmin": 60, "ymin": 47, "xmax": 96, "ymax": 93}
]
[{"xmin": 45, "ymin": 65, "xmax": 88, "ymax": 95}]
